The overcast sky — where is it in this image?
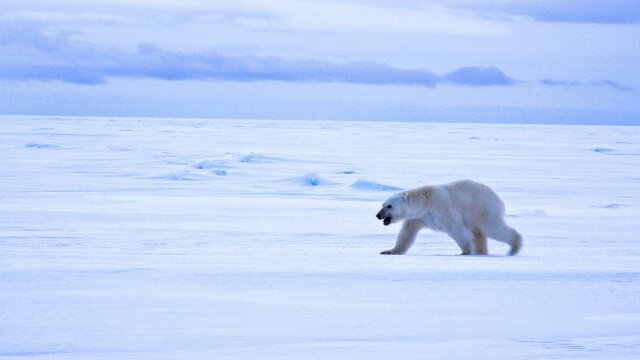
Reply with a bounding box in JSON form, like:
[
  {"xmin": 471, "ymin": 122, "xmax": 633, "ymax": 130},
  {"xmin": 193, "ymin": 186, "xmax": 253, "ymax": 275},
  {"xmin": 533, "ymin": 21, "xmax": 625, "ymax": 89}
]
[{"xmin": 1, "ymin": 0, "xmax": 638, "ymax": 123}]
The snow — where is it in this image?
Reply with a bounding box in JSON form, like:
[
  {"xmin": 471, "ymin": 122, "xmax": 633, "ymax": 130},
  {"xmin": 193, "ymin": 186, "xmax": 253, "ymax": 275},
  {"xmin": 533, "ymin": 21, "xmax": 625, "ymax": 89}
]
[
  {"xmin": 1, "ymin": 116, "xmax": 639, "ymax": 359},
  {"xmin": 350, "ymin": 179, "xmax": 402, "ymax": 191},
  {"xmin": 284, "ymin": 173, "xmax": 333, "ymax": 186}
]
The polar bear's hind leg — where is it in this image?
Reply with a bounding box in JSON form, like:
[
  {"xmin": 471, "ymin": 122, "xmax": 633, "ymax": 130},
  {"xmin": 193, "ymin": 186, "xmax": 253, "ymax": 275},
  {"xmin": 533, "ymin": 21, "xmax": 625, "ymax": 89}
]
[
  {"xmin": 471, "ymin": 229, "xmax": 488, "ymax": 255},
  {"xmin": 482, "ymin": 219, "xmax": 522, "ymax": 256}
]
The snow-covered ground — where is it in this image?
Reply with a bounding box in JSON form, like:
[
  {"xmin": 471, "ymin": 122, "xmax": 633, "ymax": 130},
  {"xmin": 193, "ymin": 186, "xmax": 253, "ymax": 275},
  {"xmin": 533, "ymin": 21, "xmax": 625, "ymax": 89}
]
[{"xmin": 1, "ymin": 116, "xmax": 639, "ymax": 359}]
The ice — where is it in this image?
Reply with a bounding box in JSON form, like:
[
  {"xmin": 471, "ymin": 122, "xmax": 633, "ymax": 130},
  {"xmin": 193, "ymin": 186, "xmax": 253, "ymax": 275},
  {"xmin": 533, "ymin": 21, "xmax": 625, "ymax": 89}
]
[
  {"xmin": 221, "ymin": 152, "xmax": 299, "ymax": 164},
  {"xmin": 350, "ymin": 179, "xmax": 402, "ymax": 191},
  {"xmin": 592, "ymin": 147, "xmax": 616, "ymax": 153},
  {"xmin": 285, "ymin": 172, "xmax": 332, "ymax": 186},
  {"xmin": 25, "ymin": 143, "xmax": 60, "ymax": 149},
  {"xmin": 154, "ymin": 170, "xmax": 211, "ymax": 181},
  {"xmin": 192, "ymin": 159, "xmax": 228, "ymax": 170},
  {"xmin": 1, "ymin": 116, "xmax": 639, "ymax": 359}
]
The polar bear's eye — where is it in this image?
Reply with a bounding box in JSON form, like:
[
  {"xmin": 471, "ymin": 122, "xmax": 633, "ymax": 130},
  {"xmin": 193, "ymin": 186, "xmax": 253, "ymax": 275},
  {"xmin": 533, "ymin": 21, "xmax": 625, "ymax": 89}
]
[{"xmin": 387, "ymin": 205, "xmax": 392, "ymax": 209}]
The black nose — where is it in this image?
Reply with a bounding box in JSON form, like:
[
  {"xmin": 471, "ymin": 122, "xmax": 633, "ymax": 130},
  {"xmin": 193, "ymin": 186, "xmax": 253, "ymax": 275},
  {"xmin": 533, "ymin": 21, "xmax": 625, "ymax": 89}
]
[{"xmin": 376, "ymin": 211, "xmax": 384, "ymax": 219}]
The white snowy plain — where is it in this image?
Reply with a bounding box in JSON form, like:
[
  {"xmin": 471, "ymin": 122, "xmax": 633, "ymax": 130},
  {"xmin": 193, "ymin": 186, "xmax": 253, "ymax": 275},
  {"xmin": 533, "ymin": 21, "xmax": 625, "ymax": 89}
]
[{"xmin": 1, "ymin": 116, "xmax": 639, "ymax": 359}]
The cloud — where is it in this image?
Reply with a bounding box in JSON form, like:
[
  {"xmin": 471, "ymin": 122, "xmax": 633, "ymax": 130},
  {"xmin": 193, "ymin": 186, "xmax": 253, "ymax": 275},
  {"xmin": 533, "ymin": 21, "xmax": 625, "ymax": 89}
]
[
  {"xmin": 0, "ymin": 22, "xmax": 474, "ymax": 87},
  {"xmin": 0, "ymin": 42, "xmax": 443, "ymax": 87},
  {"xmin": 539, "ymin": 79, "xmax": 633, "ymax": 92},
  {"xmin": 362, "ymin": 0, "xmax": 640, "ymax": 24},
  {"xmin": 0, "ymin": 1, "xmax": 507, "ymax": 36},
  {"xmin": 445, "ymin": 66, "xmax": 516, "ymax": 86},
  {"xmin": 126, "ymin": 44, "xmax": 444, "ymax": 86},
  {"xmin": 447, "ymin": 0, "xmax": 640, "ymax": 24},
  {"xmin": 0, "ymin": 22, "xmax": 631, "ymax": 92},
  {"xmin": 504, "ymin": 0, "xmax": 640, "ymax": 24}
]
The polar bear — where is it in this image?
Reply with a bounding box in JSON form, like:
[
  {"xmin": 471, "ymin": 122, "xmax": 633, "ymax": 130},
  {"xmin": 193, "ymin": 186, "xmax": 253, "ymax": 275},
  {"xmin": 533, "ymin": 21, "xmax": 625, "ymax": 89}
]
[{"xmin": 376, "ymin": 180, "xmax": 522, "ymax": 256}]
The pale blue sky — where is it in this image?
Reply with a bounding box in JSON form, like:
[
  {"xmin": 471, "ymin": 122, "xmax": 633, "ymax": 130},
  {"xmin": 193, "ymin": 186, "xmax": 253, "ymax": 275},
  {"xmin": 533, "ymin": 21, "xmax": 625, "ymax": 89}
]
[{"xmin": 0, "ymin": 0, "xmax": 638, "ymax": 124}]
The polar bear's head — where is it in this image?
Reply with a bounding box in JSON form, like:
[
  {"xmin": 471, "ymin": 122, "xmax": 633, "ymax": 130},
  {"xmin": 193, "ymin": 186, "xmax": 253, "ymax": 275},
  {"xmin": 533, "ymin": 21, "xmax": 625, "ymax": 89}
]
[{"xmin": 376, "ymin": 192, "xmax": 409, "ymax": 226}]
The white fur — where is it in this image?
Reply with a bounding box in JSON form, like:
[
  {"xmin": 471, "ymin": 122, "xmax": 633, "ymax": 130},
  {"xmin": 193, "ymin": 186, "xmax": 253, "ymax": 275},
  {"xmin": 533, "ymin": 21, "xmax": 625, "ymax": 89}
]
[{"xmin": 377, "ymin": 180, "xmax": 522, "ymax": 256}]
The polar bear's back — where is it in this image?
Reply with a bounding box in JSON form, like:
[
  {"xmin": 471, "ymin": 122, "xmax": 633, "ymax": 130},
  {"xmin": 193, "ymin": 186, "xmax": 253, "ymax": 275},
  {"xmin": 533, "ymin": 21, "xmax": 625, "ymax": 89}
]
[{"xmin": 440, "ymin": 179, "xmax": 506, "ymax": 222}]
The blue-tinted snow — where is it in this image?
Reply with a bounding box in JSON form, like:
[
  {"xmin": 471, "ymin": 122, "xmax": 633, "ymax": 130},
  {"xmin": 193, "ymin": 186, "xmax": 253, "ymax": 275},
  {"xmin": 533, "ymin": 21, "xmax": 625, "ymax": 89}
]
[
  {"xmin": 350, "ymin": 179, "xmax": 402, "ymax": 191},
  {"xmin": 0, "ymin": 116, "xmax": 639, "ymax": 359}
]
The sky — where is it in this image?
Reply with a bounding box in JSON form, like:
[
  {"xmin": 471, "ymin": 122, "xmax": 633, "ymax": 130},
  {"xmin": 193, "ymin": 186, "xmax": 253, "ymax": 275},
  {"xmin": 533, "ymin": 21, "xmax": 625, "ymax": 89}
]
[{"xmin": 0, "ymin": 0, "xmax": 639, "ymax": 124}]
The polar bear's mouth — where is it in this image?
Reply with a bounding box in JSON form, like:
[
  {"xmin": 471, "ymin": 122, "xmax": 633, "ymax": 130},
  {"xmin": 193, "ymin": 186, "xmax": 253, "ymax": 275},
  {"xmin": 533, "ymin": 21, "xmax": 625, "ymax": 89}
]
[{"xmin": 383, "ymin": 216, "xmax": 392, "ymax": 226}]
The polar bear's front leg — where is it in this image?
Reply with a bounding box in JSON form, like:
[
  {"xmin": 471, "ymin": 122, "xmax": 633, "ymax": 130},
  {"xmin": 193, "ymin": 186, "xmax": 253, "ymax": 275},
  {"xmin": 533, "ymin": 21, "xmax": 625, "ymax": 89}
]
[{"xmin": 381, "ymin": 219, "xmax": 424, "ymax": 255}]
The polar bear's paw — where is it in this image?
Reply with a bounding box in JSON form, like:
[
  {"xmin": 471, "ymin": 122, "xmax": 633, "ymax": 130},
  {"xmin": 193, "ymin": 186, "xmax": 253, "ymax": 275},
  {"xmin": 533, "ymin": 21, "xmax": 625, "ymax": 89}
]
[
  {"xmin": 380, "ymin": 249, "xmax": 402, "ymax": 255},
  {"xmin": 509, "ymin": 233, "xmax": 523, "ymax": 256}
]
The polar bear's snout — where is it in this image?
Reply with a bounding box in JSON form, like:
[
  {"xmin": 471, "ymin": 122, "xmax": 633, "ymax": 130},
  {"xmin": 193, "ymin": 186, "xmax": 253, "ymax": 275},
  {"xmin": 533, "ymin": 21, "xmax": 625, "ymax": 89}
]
[{"xmin": 376, "ymin": 209, "xmax": 392, "ymax": 226}]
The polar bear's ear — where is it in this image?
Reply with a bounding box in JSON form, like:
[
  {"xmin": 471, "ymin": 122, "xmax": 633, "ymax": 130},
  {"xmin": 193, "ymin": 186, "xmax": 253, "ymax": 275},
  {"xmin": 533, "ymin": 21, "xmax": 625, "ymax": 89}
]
[{"xmin": 402, "ymin": 192, "xmax": 409, "ymax": 203}]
